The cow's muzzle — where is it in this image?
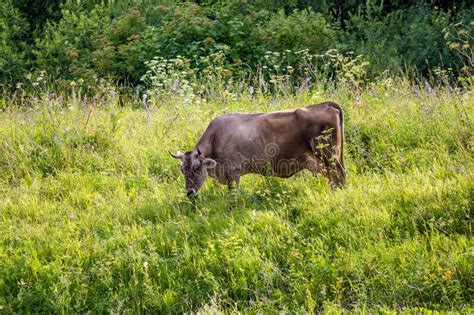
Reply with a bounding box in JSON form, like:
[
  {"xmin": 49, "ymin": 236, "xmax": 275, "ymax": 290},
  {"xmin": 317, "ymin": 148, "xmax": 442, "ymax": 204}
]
[{"xmin": 187, "ymin": 189, "xmax": 197, "ymax": 199}]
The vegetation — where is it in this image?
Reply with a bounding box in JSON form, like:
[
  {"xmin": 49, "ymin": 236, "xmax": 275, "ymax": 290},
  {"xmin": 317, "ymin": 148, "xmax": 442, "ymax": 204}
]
[
  {"xmin": 0, "ymin": 76, "xmax": 473, "ymax": 312},
  {"xmin": 1, "ymin": 0, "xmax": 473, "ymax": 88},
  {"xmin": 0, "ymin": 0, "xmax": 473, "ymax": 313}
]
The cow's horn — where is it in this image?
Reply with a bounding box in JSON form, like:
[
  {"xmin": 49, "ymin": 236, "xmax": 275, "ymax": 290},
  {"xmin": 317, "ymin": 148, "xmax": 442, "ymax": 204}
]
[
  {"xmin": 196, "ymin": 146, "xmax": 201, "ymax": 156},
  {"xmin": 169, "ymin": 150, "xmax": 184, "ymax": 159}
]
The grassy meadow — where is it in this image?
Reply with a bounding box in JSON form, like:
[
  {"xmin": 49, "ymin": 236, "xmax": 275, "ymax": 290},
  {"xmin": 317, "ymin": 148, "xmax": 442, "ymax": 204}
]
[{"xmin": 0, "ymin": 81, "xmax": 473, "ymax": 312}]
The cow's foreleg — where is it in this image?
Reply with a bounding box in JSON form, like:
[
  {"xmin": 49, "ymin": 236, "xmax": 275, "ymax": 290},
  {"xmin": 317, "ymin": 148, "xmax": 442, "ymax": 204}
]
[{"xmin": 227, "ymin": 176, "xmax": 240, "ymax": 191}]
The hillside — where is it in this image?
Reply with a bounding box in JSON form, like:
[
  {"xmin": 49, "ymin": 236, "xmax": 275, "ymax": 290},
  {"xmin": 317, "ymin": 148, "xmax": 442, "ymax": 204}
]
[{"xmin": 0, "ymin": 82, "xmax": 472, "ymax": 312}]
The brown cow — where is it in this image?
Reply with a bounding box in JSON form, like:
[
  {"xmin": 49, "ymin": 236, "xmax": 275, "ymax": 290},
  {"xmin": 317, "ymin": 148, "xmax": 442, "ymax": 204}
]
[{"xmin": 170, "ymin": 102, "xmax": 346, "ymax": 198}]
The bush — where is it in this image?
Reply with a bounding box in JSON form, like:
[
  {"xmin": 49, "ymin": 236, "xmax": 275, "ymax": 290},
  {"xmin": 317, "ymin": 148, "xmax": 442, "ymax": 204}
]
[
  {"xmin": 344, "ymin": 3, "xmax": 472, "ymax": 77},
  {"xmin": 400, "ymin": 4, "xmax": 456, "ymax": 74},
  {"xmin": 1, "ymin": 0, "xmax": 472, "ymax": 89},
  {"xmin": 0, "ymin": 0, "xmax": 30, "ymax": 86},
  {"xmin": 257, "ymin": 9, "xmax": 336, "ymax": 58},
  {"xmin": 34, "ymin": 1, "xmax": 168, "ymax": 86}
]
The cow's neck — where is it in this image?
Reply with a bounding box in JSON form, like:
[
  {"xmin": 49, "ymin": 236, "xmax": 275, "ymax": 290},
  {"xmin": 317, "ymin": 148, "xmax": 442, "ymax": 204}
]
[{"xmin": 195, "ymin": 137, "xmax": 212, "ymax": 158}]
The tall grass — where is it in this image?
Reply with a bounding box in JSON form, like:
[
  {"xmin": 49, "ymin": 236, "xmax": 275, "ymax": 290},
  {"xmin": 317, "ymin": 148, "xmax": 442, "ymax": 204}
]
[{"xmin": 0, "ymin": 77, "xmax": 472, "ymax": 312}]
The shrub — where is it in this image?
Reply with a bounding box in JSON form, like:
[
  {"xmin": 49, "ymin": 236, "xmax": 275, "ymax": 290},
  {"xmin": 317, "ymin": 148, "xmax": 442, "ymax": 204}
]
[
  {"xmin": 0, "ymin": 0, "xmax": 30, "ymax": 86},
  {"xmin": 257, "ymin": 9, "xmax": 336, "ymax": 58},
  {"xmin": 344, "ymin": 3, "xmax": 468, "ymax": 77},
  {"xmin": 34, "ymin": 1, "xmax": 168, "ymax": 86}
]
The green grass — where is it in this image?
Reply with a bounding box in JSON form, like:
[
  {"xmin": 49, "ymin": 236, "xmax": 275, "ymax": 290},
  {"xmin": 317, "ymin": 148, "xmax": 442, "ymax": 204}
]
[{"xmin": 0, "ymin": 82, "xmax": 473, "ymax": 312}]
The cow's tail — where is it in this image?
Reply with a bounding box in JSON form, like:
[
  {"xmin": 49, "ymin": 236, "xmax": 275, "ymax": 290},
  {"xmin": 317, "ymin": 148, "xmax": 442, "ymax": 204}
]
[
  {"xmin": 328, "ymin": 102, "xmax": 344, "ymax": 168},
  {"xmin": 339, "ymin": 106, "xmax": 344, "ymax": 168}
]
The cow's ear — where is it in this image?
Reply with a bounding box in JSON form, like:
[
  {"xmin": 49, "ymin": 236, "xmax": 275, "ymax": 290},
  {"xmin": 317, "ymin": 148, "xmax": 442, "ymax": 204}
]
[{"xmin": 202, "ymin": 158, "xmax": 217, "ymax": 169}]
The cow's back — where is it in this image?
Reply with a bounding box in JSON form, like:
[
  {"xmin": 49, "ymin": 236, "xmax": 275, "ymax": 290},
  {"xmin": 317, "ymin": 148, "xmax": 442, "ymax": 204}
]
[{"xmin": 204, "ymin": 110, "xmax": 310, "ymax": 162}]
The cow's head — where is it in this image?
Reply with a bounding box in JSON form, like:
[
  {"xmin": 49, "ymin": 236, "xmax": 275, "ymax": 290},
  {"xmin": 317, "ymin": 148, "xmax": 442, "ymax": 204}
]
[{"xmin": 169, "ymin": 147, "xmax": 217, "ymax": 198}]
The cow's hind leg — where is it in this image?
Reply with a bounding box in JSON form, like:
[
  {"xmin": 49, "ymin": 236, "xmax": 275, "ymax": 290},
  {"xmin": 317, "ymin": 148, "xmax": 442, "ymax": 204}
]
[
  {"xmin": 304, "ymin": 156, "xmax": 324, "ymax": 176},
  {"xmin": 305, "ymin": 156, "xmax": 342, "ymax": 188},
  {"xmin": 311, "ymin": 130, "xmax": 346, "ymax": 188},
  {"xmin": 327, "ymin": 158, "xmax": 346, "ymax": 188}
]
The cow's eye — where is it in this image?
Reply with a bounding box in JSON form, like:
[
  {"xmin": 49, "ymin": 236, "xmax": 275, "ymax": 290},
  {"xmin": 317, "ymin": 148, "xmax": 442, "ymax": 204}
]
[{"xmin": 191, "ymin": 160, "xmax": 202, "ymax": 172}]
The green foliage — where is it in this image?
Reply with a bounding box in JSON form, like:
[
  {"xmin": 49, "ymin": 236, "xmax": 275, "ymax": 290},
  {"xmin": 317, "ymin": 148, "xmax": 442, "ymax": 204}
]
[
  {"xmin": 400, "ymin": 5, "xmax": 454, "ymax": 72},
  {"xmin": 34, "ymin": 1, "xmax": 168, "ymax": 86},
  {"xmin": 0, "ymin": 0, "xmax": 30, "ymax": 85},
  {"xmin": 344, "ymin": 3, "xmax": 472, "ymax": 76},
  {"xmin": 153, "ymin": 3, "xmax": 218, "ymax": 59},
  {"xmin": 1, "ymin": 0, "xmax": 472, "ymax": 88},
  {"xmin": 443, "ymin": 20, "xmax": 474, "ymax": 87},
  {"xmin": 139, "ymin": 47, "xmax": 373, "ymax": 100},
  {"xmin": 142, "ymin": 55, "xmax": 198, "ymax": 100},
  {"xmin": 258, "ymin": 9, "xmax": 335, "ymax": 55},
  {"xmin": 34, "ymin": 6, "xmax": 109, "ymax": 83},
  {"xmin": 0, "ymin": 80, "xmax": 472, "ymax": 312},
  {"xmin": 12, "ymin": 0, "xmax": 62, "ymax": 33}
]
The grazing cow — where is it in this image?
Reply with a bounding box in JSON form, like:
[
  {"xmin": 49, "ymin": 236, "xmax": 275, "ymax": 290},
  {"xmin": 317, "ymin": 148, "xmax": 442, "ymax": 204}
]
[{"xmin": 170, "ymin": 102, "xmax": 346, "ymax": 198}]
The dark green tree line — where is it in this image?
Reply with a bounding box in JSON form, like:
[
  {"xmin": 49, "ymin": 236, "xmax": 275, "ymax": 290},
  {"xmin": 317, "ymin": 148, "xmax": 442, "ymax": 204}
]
[{"xmin": 0, "ymin": 0, "xmax": 472, "ymax": 88}]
